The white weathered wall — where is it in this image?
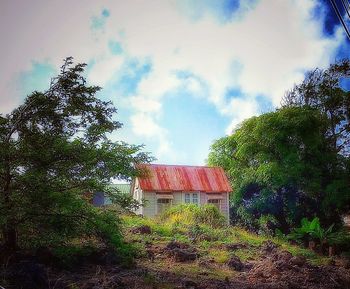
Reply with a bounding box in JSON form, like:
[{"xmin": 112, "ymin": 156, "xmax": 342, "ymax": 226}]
[
  {"xmin": 200, "ymin": 192, "xmax": 207, "ymax": 205},
  {"xmin": 220, "ymin": 192, "xmax": 229, "ymax": 221},
  {"xmin": 134, "ymin": 186, "xmax": 230, "ymax": 221},
  {"xmin": 173, "ymin": 192, "xmax": 182, "ymax": 205},
  {"xmin": 142, "ymin": 192, "xmax": 156, "ymax": 217}
]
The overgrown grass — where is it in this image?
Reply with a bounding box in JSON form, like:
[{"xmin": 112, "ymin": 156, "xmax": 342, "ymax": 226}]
[
  {"xmin": 160, "ymin": 204, "xmax": 227, "ymax": 228},
  {"xmin": 207, "ymin": 248, "xmax": 231, "ymax": 263},
  {"xmin": 122, "ymin": 211, "xmax": 331, "ymax": 267}
]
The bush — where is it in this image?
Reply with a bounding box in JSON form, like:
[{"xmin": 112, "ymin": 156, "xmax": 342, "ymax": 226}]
[
  {"xmin": 288, "ymin": 217, "xmax": 335, "ymax": 245},
  {"xmin": 14, "ymin": 199, "xmax": 136, "ymax": 267},
  {"xmin": 257, "ymin": 214, "xmax": 279, "ymax": 236},
  {"xmin": 196, "ymin": 205, "xmax": 227, "ymax": 228},
  {"xmin": 161, "ymin": 204, "xmax": 226, "ymax": 228},
  {"xmin": 328, "ymin": 229, "xmax": 350, "ymax": 250},
  {"xmin": 161, "ymin": 204, "xmax": 200, "ymax": 226}
]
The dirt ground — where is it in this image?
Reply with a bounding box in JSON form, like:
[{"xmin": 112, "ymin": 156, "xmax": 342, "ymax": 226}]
[
  {"xmin": 40, "ymin": 240, "xmax": 350, "ymax": 289},
  {"xmin": 2, "ymin": 232, "xmax": 350, "ymax": 289}
]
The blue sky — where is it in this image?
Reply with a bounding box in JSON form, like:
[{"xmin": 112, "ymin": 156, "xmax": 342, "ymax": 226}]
[{"xmin": 0, "ymin": 0, "xmax": 349, "ymax": 165}]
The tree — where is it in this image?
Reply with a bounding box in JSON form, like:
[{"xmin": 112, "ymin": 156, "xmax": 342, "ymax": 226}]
[
  {"xmin": 282, "ymin": 59, "xmax": 350, "ymax": 156},
  {"xmin": 0, "ymin": 57, "xmax": 152, "ymax": 252},
  {"xmin": 208, "ymin": 106, "xmax": 350, "ymax": 233}
]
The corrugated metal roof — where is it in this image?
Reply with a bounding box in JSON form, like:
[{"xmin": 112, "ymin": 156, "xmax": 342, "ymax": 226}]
[
  {"xmin": 109, "ymin": 184, "xmax": 131, "ymax": 194},
  {"xmin": 137, "ymin": 164, "xmax": 232, "ymax": 193}
]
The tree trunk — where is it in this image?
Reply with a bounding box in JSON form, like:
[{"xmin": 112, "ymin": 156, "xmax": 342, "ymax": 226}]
[
  {"xmin": 2, "ymin": 156, "xmax": 17, "ymax": 251},
  {"xmin": 3, "ymin": 225, "xmax": 17, "ymax": 251}
]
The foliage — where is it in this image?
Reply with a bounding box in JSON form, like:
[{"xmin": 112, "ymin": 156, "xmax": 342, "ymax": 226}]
[
  {"xmin": 196, "ymin": 204, "xmax": 227, "ymax": 228},
  {"xmin": 288, "ymin": 217, "xmax": 334, "ymax": 244},
  {"xmin": 161, "ymin": 204, "xmax": 227, "ymax": 228},
  {"xmin": 257, "ymin": 214, "xmax": 279, "ymax": 236},
  {"xmin": 0, "ymin": 57, "xmax": 153, "ymax": 253},
  {"xmin": 282, "ymin": 59, "xmax": 350, "ymax": 157},
  {"xmin": 161, "ymin": 204, "xmax": 200, "ymax": 226},
  {"xmin": 282, "ymin": 59, "xmax": 350, "ymax": 218},
  {"xmin": 208, "ymin": 106, "xmax": 341, "ymax": 232},
  {"xmin": 104, "ymin": 187, "xmax": 142, "ymax": 212},
  {"xmin": 122, "ymin": 214, "xmax": 331, "ymax": 266},
  {"xmin": 288, "ymin": 217, "xmax": 350, "ymax": 255},
  {"xmin": 208, "ymin": 60, "xmax": 350, "ymax": 234},
  {"xmin": 327, "ymin": 229, "xmax": 350, "ymax": 248},
  {"xmin": 208, "ymin": 248, "xmax": 230, "ymax": 263}
]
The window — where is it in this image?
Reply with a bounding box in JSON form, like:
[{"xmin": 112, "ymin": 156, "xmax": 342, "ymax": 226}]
[
  {"xmin": 184, "ymin": 192, "xmax": 199, "ymax": 204},
  {"xmin": 208, "ymin": 199, "xmax": 221, "ymax": 210},
  {"xmin": 157, "ymin": 199, "xmax": 171, "ymax": 204},
  {"xmin": 157, "ymin": 198, "xmax": 172, "ymax": 214},
  {"xmin": 192, "ymin": 193, "xmax": 198, "ymax": 204}
]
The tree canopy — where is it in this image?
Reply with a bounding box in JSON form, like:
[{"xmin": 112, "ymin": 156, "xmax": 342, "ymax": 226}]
[
  {"xmin": 282, "ymin": 59, "xmax": 350, "ymax": 156},
  {"xmin": 0, "ymin": 57, "xmax": 152, "ymax": 252},
  {"xmin": 208, "ymin": 60, "xmax": 350, "ymax": 233}
]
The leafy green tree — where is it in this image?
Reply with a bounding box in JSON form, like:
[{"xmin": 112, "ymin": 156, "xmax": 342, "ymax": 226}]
[
  {"xmin": 208, "ymin": 106, "xmax": 349, "ymax": 233},
  {"xmin": 0, "ymin": 57, "xmax": 152, "ymax": 252},
  {"xmin": 282, "ymin": 59, "xmax": 350, "ymax": 224},
  {"xmin": 282, "ymin": 59, "xmax": 350, "ymax": 156}
]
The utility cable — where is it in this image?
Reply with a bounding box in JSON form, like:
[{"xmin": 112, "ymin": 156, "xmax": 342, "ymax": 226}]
[
  {"xmin": 340, "ymin": 0, "xmax": 350, "ymax": 20},
  {"xmin": 329, "ymin": 0, "xmax": 350, "ymax": 41}
]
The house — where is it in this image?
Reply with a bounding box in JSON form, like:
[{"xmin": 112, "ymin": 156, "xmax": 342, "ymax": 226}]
[
  {"xmin": 131, "ymin": 164, "xmax": 232, "ymax": 219},
  {"xmin": 92, "ymin": 183, "xmax": 131, "ymax": 207}
]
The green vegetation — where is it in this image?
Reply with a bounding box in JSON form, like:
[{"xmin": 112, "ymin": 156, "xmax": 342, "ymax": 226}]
[
  {"xmin": 161, "ymin": 204, "xmax": 227, "ymax": 228},
  {"xmin": 208, "ymin": 60, "xmax": 350, "ymax": 241},
  {"xmin": 1, "ymin": 56, "xmax": 349, "ymax": 289},
  {"xmin": 288, "ymin": 217, "xmax": 334, "ymax": 244},
  {"xmin": 0, "ymin": 58, "xmax": 152, "ymax": 263},
  {"xmin": 122, "ymin": 213, "xmax": 331, "ymax": 268}
]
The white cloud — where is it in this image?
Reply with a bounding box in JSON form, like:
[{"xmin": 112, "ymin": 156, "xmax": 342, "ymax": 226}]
[
  {"xmin": 129, "ymin": 96, "xmax": 161, "ymax": 113},
  {"xmin": 130, "ymin": 113, "xmax": 163, "ymax": 137},
  {"xmin": 0, "ymin": 0, "xmax": 347, "ymax": 163},
  {"xmin": 130, "ymin": 112, "xmax": 173, "ymax": 158},
  {"xmin": 103, "ymin": 0, "xmax": 344, "ymax": 149},
  {"xmin": 88, "ymin": 56, "xmax": 124, "ymax": 87},
  {"xmin": 224, "ymin": 97, "xmax": 259, "ymax": 134}
]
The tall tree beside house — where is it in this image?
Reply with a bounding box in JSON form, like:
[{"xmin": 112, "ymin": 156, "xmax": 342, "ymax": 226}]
[
  {"xmin": 281, "ymin": 59, "xmax": 350, "ymax": 215},
  {"xmin": 282, "ymin": 59, "xmax": 350, "ymax": 156},
  {"xmin": 0, "ymin": 57, "xmax": 152, "ymax": 252},
  {"xmin": 208, "ymin": 106, "xmax": 350, "ymax": 233},
  {"xmin": 208, "ymin": 60, "xmax": 350, "ymax": 234}
]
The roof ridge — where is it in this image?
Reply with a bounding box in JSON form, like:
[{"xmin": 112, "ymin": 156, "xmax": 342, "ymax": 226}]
[
  {"xmin": 142, "ymin": 163, "xmax": 223, "ymax": 169},
  {"xmin": 137, "ymin": 163, "xmax": 232, "ymax": 193}
]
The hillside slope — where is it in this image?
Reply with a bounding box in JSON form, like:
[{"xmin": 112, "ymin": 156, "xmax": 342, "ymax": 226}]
[{"xmin": 114, "ymin": 215, "xmax": 350, "ymax": 289}]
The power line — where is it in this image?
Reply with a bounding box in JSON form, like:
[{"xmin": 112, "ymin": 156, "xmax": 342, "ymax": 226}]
[
  {"xmin": 329, "ymin": 0, "xmax": 350, "ymax": 41},
  {"xmin": 340, "ymin": 0, "xmax": 350, "ymax": 20}
]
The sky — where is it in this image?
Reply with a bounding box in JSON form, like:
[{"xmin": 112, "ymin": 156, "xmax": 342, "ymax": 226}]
[{"xmin": 1, "ymin": 0, "xmax": 349, "ymax": 165}]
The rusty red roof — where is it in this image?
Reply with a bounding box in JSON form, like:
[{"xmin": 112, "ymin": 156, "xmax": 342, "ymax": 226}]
[{"xmin": 137, "ymin": 164, "xmax": 232, "ymax": 193}]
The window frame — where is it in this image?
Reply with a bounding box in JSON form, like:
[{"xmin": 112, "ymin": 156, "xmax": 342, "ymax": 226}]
[
  {"xmin": 207, "ymin": 198, "xmax": 221, "ymax": 210},
  {"xmin": 192, "ymin": 193, "xmax": 199, "ymax": 204},
  {"xmin": 183, "ymin": 192, "xmax": 200, "ymax": 205},
  {"xmin": 156, "ymin": 198, "xmax": 172, "ymax": 215}
]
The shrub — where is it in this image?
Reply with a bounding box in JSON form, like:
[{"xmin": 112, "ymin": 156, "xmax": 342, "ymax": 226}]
[
  {"xmin": 288, "ymin": 217, "xmax": 335, "ymax": 245},
  {"xmin": 17, "ymin": 201, "xmax": 136, "ymax": 267},
  {"xmin": 257, "ymin": 214, "xmax": 279, "ymax": 236},
  {"xmin": 188, "ymin": 224, "xmax": 227, "ymax": 242},
  {"xmin": 161, "ymin": 204, "xmax": 200, "ymax": 226},
  {"xmin": 161, "ymin": 204, "xmax": 226, "ymax": 228},
  {"xmin": 328, "ymin": 229, "xmax": 350, "ymax": 250},
  {"xmin": 196, "ymin": 205, "xmax": 227, "ymax": 228}
]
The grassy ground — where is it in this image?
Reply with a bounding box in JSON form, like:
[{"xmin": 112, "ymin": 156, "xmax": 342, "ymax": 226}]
[{"xmin": 122, "ymin": 214, "xmax": 330, "ymax": 276}]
